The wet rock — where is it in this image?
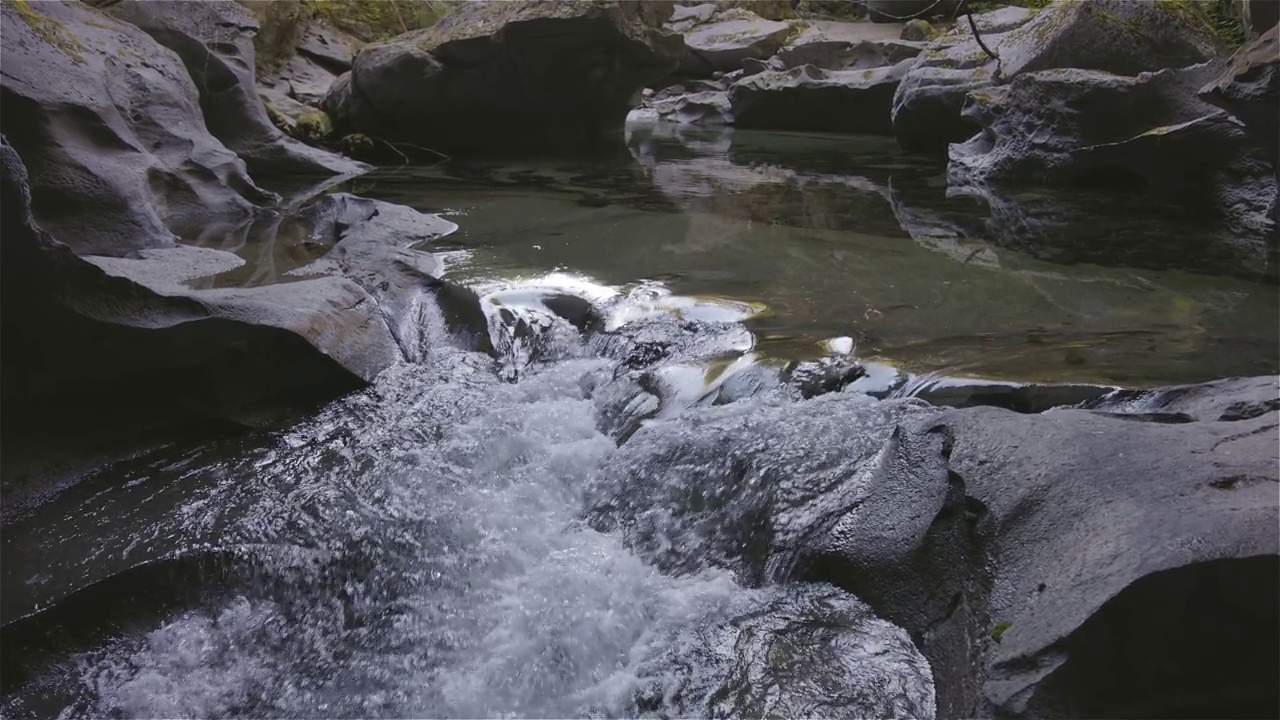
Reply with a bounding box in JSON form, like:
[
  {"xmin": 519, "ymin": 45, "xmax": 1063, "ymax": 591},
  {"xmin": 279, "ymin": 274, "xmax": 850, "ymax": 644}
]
[
  {"xmin": 0, "ymin": 0, "xmax": 270, "ymax": 256},
  {"xmin": 801, "ymin": 383, "xmax": 1280, "ymax": 717},
  {"xmin": 783, "ymin": 356, "xmax": 866, "ymax": 398},
  {"xmin": 585, "ymin": 394, "xmax": 937, "ymax": 584},
  {"xmin": 892, "ymin": 1, "xmax": 1222, "ymax": 153},
  {"xmin": 729, "ymin": 58, "xmax": 914, "ymax": 133},
  {"xmin": 1200, "ymin": 22, "xmax": 1280, "ymax": 167},
  {"xmin": 949, "ymin": 64, "xmax": 1278, "ymax": 243},
  {"xmin": 672, "ymin": 5, "xmax": 793, "ymax": 76},
  {"xmin": 0, "ymin": 135, "xmax": 391, "ymax": 430},
  {"xmin": 905, "ymin": 377, "xmax": 1114, "ymax": 413},
  {"xmin": 107, "ymin": 0, "xmax": 365, "ymax": 177},
  {"xmin": 628, "ymin": 583, "xmax": 937, "ymax": 719},
  {"xmin": 1085, "ymin": 375, "xmax": 1280, "ymax": 422},
  {"xmin": 328, "ymin": 0, "xmax": 684, "ymax": 153}
]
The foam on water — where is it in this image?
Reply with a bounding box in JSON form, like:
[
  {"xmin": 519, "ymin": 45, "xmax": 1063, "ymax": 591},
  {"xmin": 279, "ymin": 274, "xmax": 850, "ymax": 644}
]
[{"xmin": 5, "ymin": 285, "xmax": 934, "ymax": 720}]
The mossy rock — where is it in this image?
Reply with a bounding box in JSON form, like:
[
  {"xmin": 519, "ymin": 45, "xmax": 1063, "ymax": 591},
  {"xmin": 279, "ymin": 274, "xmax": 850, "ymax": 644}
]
[
  {"xmin": 296, "ymin": 110, "xmax": 335, "ymax": 142},
  {"xmin": 336, "ymin": 132, "xmax": 377, "ymax": 159},
  {"xmin": 6, "ymin": 0, "xmax": 85, "ymax": 63}
]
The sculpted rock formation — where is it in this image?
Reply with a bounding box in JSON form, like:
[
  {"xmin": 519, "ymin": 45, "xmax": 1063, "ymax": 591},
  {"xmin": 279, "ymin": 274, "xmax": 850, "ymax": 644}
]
[
  {"xmin": 104, "ymin": 0, "xmax": 365, "ymax": 177},
  {"xmin": 0, "ymin": 0, "xmax": 271, "ymax": 256}
]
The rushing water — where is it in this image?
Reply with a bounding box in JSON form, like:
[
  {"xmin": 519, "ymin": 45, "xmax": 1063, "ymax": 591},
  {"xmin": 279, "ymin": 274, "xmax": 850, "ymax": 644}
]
[{"xmin": 2, "ymin": 123, "xmax": 1277, "ymax": 718}]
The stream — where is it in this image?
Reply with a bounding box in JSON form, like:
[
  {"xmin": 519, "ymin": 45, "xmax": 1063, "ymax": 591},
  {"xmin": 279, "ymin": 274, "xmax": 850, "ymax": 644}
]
[{"xmin": 2, "ymin": 123, "xmax": 1276, "ymax": 719}]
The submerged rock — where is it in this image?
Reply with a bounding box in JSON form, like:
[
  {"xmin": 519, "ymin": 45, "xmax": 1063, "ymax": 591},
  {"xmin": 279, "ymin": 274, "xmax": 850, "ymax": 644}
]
[
  {"xmin": 327, "ymin": 0, "xmax": 684, "ymax": 153},
  {"xmin": 106, "ymin": 0, "xmax": 365, "ymax": 177},
  {"xmin": 892, "ymin": 0, "xmax": 1221, "ymax": 153},
  {"xmin": 0, "ymin": 0, "xmax": 270, "ymax": 256}
]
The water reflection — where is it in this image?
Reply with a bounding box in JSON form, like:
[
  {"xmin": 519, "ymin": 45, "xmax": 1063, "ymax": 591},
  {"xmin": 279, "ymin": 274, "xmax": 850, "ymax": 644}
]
[{"xmin": 337, "ymin": 123, "xmax": 1276, "ymax": 387}]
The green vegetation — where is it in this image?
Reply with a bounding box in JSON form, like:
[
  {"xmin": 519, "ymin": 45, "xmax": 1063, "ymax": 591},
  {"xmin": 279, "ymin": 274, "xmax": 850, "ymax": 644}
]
[
  {"xmin": 6, "ymin": 0, "xmax": 86, "ymax": 63},
  {"xmin": 990, "ymin": 621, "xmax": 1012, "ymax": 643},
  {"xmin": 295, "ymin": 110, "xmax": 335, "ymax": 142},
  {"xmin": 303, "ymin": 0, "xmax": 452, "ymax": 42}
]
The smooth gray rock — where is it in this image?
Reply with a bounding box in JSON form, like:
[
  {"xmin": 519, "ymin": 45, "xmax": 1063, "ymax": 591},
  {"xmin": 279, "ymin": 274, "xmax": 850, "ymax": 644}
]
[
  {"xmin": 327, "ymin": 0, "xmax": 684, "ymax": 153},
  {"xmin": 678, "ymin": 9, "xmax": 792, "ymax": 74},
  {"xmin": 804, "ymin": 396, "xmax": 1280, "ymax": 717},
  {"xmin": 892, "ymin": 0, "xmax": 1222, "ymax": 153},
  {"xmin": 948, "ymin": 64, "xmax": 1277, "ymax": 248},
  {"xmin": 297, "ymin": 19, "xmax": 362, "ymax": 73},
  {"xmin": 0, "ymin": 0, "xmax": 268, "ymax": 256},
  {"xmin": 107, "ymin": 0, "xmax": 366, "ymax": 177},
  {"xmin": 1200, "ymin": 22, "xmax": 1280, "ymax": 167},
  {"xmin": 729, "ymin": 58, "xmax": 914, "ymax": 133}
]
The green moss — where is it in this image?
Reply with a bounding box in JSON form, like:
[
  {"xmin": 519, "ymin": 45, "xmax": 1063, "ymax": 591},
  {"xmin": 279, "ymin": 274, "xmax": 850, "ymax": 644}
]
[
  {"xmin": 296, "ymin": 109, "xmax": 334, "ymax": 141},
  {"xmin": 990, "ymin": 621, "xmax": 1012, "ymax": 643},
  {"xmin": 303, "ymin": 0, "xmax": 451, "ymax": 42},
  {"xmin": 7, "ymin": 0, "xmax": 86, "ymax": 64},
  {"xmin": 337, "ymin": 132, "xmax": 376, "ymax": 158}
]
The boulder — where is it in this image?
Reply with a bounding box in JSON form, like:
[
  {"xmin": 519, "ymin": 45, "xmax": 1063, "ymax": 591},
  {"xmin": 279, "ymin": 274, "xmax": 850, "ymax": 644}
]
[
  {"xmin": 586, "ymin": 371, "xmax": 1280, "ymax": 718},
  {"xmin": 106, "ymin": 0, "xmax": 366, "ymax": 177},
  {"xmin": 803, "ymin": 397, "xmax": 1280, "ymax": 717},
  {"xmin": 730, "ymin": 58, "xmax": 915, "ymax": 133},
  {"xmin": 892, "ymin": 0, "xmax": 1222, "ymax": 153},
  {"xmin": 627, "ymin": 583, "xmax": 937, "ymax": 719},
  {"xmin": 672, "ymin": 5, "xmax": 794, "ymax": 76},
  {"xmin": 1200, "ymin": 22, "xmax": 1280, "ymax": 167},
  {"xmin": 948, "ymin": 64, "xmax": 1278, "ymax": 242},
  {"xmin": 327, "ymin": 0, "xmax": 685, "ymax": 153},
  {"xmin": 0, "ymin": 0, "xmax": 270, "ymax": 256}
]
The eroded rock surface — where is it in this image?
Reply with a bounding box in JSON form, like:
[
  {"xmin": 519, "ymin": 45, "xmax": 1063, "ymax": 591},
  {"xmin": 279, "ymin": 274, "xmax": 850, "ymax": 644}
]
[
  {"xmin": 106, "ymin": 0, "xmax": 365, "ymax": 177},
  {"xmin": 0, "ymin": 0, "xmax": 269, "ymax": 256}
]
